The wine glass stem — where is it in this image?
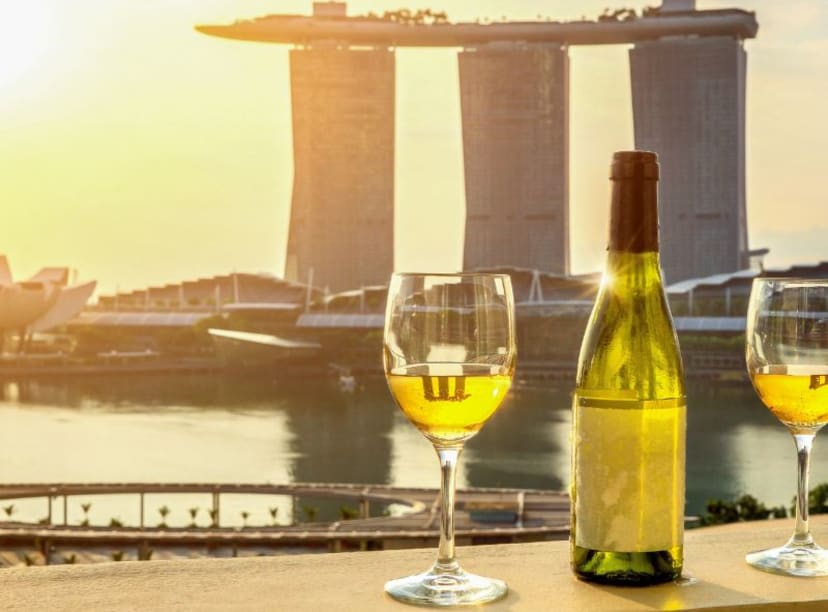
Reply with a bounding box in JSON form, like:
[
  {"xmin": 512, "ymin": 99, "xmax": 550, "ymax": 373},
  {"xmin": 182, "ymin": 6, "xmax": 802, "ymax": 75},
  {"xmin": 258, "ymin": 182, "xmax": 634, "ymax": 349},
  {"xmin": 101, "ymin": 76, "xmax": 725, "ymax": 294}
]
[
  {"xmin": 435, "ymin": 446, "xmax": 461, "ymax": 571},
  {"xmin": 792, "ymin": 433, "xmax": 816, "ymax": 546}
]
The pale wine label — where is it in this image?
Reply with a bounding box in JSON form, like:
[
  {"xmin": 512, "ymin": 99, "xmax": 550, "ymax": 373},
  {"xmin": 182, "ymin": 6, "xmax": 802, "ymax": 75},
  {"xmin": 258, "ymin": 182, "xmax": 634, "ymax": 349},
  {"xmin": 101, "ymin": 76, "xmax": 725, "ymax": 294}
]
[{"xmin": 573, "ymin": 395, "xmax": 686, "ymax": 553}]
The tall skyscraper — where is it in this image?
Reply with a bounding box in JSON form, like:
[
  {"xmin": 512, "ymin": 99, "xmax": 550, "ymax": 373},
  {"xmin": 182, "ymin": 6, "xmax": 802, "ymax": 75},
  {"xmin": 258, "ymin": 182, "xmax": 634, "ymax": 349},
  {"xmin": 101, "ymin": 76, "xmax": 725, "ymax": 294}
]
[
  {"xmin": 458, "ymin": 43, "xmax": 570, "ymax": 275},
  {"xmin": 630, "ymin": 35, "xmax": 748, "ymax": 283},
  {"xmin": 285, "ymin": 45, "xmax": 395, "ymax": 293}
]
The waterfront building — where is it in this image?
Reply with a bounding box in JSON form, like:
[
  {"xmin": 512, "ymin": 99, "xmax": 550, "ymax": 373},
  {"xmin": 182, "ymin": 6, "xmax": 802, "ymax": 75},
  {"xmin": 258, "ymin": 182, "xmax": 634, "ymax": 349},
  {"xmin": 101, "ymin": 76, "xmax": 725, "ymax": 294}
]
[
  {"xmin": 285, "ymin": 42, "xmax": 395, "ymax": 293},
  {"xmin": 459, "ymin": 44, "xmax": 569, "ymax": 274},
  {"xmin": 0, "ymin": 255, "xmax": 95, "ymax": 346},
  {"xmin": 630, "ymin": 0, "xmax": 749, "ymax": 283},
  {"xmin": 94, "ymin": 272, "xmax": 318, "ymax": 312}
]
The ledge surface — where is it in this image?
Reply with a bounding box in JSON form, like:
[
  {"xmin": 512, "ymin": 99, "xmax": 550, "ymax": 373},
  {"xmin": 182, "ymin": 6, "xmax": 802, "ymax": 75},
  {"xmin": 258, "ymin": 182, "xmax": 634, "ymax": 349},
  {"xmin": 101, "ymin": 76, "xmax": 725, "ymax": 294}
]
[{"xmin": 2, "ymin": 516, "xmax": 828, "ymax": 611}]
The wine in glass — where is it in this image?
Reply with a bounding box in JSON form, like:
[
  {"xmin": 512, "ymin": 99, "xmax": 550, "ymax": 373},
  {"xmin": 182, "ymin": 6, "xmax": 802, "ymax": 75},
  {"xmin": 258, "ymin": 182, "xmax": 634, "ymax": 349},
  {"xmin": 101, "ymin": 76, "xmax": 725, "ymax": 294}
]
[
  {"xmin": 383, "ymin": 272, "xmax": 516, "ymax": 606},
  {"xmin": 745, "ymin": 277, "xmax": 828, "ymax": 576}
]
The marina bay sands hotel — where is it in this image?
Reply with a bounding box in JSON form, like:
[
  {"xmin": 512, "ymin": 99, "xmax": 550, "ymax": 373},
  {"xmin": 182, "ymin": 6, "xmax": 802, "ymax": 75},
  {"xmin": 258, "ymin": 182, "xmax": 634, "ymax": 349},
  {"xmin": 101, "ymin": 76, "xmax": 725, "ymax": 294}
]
[{"xmin": 197, "ymin": 0, "xmax": 759, "ymax": 292}]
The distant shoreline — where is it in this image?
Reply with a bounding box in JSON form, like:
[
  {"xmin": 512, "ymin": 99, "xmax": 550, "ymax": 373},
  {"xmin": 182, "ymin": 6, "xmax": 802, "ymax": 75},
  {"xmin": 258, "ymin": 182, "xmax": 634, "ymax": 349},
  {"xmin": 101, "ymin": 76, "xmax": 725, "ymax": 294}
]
[{"xmin": 0, "ymin": 354, "xmax": 748, "ymax": 383}]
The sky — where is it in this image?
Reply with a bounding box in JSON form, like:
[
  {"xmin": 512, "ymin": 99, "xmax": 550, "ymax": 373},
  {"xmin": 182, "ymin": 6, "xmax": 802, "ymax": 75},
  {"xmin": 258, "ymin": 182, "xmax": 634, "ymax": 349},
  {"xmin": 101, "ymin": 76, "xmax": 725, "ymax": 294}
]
[{"xmin": 1, "ymin": 0, "xmax": 826, "ymax": 296}]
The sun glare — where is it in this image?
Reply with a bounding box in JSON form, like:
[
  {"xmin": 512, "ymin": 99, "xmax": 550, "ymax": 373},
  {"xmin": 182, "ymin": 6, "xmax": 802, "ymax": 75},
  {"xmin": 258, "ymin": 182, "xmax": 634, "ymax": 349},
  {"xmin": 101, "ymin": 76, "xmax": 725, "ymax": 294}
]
[{"xmin": 0, "ymin": 3, "xmax": 55, "ymax": 89}]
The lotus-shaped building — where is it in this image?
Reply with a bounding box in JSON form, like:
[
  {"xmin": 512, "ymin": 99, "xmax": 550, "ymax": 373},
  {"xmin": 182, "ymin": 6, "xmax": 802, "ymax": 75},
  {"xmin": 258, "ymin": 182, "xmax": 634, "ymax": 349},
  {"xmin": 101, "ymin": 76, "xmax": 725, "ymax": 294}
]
[{"xmin": 0, "ymin": 255, "xmax": 96, "ymax": 345}]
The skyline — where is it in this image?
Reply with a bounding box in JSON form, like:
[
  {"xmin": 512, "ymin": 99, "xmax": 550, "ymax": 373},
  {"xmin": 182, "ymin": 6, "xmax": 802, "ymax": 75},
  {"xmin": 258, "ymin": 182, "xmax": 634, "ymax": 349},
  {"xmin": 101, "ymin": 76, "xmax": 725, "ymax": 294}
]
[{"xmin": 2, "ymin": 1, "xmax": 827, "ymax": 296}]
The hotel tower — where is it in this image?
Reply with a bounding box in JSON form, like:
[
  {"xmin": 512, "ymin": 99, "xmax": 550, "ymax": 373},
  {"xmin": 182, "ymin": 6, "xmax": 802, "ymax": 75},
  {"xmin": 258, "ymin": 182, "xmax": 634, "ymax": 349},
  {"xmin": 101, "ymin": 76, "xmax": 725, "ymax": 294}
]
[
  {"xmin": 459, "ymin": 43, "xmax": 570, "ymax": 274},
  {"xmin": 630, "ymin": 27, "xmax": 749, "ymax": 282}
]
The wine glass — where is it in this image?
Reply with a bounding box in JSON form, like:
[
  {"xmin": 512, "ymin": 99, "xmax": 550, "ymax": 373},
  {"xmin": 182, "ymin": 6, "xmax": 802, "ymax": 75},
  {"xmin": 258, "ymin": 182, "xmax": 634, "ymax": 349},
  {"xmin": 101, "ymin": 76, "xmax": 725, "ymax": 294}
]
[
  {"xmin": 383, "ymin": 273, "xmax": 516, "ymax": 606},
  {"xmin": 745, "ymin": 277, "xmax": 828, "ymax": 576}
]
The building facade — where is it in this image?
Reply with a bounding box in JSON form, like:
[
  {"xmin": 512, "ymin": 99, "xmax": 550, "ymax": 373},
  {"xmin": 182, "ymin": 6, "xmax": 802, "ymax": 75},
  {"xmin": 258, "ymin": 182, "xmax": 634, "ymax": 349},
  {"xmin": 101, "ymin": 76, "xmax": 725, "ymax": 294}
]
[
  {"xmin": 630, "ymin": 35, "xmax": 749, "ymax": 284},
  {"xmin": 458, "ymin": 43, "xmax": 570, "ymax": 274},
  {"xmin": 285, "ymin": 45, "xmax": 395, "ymax": 293}
]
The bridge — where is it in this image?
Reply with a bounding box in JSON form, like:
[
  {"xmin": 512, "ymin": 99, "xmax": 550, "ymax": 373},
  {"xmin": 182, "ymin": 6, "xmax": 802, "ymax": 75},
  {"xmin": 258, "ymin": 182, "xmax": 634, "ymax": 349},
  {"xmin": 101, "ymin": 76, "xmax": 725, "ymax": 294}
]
[{"xmin": 0, "ymin": 483, "xmax": 570, "ymax": 563}]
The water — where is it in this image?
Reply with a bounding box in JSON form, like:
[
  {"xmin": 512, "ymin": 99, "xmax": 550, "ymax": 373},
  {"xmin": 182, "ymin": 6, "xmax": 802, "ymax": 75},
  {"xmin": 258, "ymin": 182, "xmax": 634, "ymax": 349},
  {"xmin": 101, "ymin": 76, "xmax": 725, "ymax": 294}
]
[{"xmin": 0, "ymin": 374, "xmax": 812, "ymax": 525}]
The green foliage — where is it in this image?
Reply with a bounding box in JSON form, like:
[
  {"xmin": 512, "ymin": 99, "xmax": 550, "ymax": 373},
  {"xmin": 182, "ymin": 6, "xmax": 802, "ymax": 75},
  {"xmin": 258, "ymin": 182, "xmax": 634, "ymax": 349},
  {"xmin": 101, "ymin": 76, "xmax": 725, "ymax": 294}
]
[
  {"xmin": 790, "ymin": 483, "xmax": 828, "ymax": 516},
  {"xmin": 79, "ymin": 502, "xmax": 92, "ymax": 527},
  {"xmin": 157, "ymin": 505, "xmax": 170, "ymax": 528},
  {"xmin": 699, "ymin": 494, "xmax": 786, "ymax": 526},
  {"xmin": 361, "ymin": 8, "xmax": 449, "ymax": 24},
  {"xmin": 73, "ymin": 323, "xmax": 212, "ymax": 357},
  {"xmin": 109, "ymin": 518, "xmax": 124, "ymax": 528},
  {"xmin": 111, "ymin": 550, "xmax": 124, "ymax": 562},
  {"xmin": 301, "ymin": 505, "xmax": 319, "ymax": 522},
  {"xmin": 3, "ymin": 504, "xmax": 15, "ymax": 519},
  {"xmin": 63, "ymin": 554, "xmax": 77, "ymax": 565},
  {"xmin": 339, "ymin": 505, "xmax": 359, "ymax": 520},
  {"xmin": 240, "ymin": 511, "xmax": 250, "ymax": 527},
  {"xmin": 268, "ymin": 506, "xmax": 279, "ymax": 526},
  {"xmin": 188, "ymin": 507, "xmax": 199, "ymax": 528}
]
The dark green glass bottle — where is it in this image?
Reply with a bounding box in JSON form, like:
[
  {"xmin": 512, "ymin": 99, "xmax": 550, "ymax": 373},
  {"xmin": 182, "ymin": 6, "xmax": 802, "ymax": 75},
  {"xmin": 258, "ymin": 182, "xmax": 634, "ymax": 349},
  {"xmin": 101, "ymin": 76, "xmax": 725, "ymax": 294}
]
[{"xmin": 571, "ymin": 151, "xmax": 686, "ymax": 585}]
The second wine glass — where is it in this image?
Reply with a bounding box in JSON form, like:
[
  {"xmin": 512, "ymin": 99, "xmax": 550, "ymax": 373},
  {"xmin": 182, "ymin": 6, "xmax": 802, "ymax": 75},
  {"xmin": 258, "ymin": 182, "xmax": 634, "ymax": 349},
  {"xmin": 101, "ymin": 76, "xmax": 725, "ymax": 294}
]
[
  {"xmin": 745, "ymin": 277, "xmax": 828, "ymax": 576},
  {"xmin": 383, "ymin": 273, "xmax": 516, "ymax": 606}
]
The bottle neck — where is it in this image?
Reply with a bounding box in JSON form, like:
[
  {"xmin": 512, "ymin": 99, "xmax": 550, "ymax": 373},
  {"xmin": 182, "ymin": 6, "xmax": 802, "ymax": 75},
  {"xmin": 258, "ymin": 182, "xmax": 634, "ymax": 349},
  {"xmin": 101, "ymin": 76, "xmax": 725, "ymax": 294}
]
[
  {"xmin": 603, "ymin": 251, "xmax": 664, "ymax": 291},
  {"xmin": 608, "ymin": 178, "xmax": 659, "ymax": 253}
]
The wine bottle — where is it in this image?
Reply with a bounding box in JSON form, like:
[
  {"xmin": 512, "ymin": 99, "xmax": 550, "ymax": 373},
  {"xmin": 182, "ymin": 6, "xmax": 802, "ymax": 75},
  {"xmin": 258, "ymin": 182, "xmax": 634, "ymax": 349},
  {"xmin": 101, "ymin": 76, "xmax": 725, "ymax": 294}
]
[{"xmin": 571, "ymin": 150, "xmax": 686, "ymax": 585}]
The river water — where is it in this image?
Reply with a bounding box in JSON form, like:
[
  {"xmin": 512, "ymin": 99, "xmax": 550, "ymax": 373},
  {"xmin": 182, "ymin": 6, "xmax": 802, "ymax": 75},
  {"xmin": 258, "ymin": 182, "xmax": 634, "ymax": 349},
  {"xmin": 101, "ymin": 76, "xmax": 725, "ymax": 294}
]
[{"xmin": 0, "ymin": 373, "xmax": 817, "ymax": 526}]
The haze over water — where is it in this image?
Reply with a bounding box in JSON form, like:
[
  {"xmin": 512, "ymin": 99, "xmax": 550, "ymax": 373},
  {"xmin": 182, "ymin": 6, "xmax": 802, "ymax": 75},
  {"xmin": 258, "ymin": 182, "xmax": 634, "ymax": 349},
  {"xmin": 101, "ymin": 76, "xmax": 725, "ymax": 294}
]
[{"xmin": 0, "ymin": 375, "xmax": 811, "ymax": 524}]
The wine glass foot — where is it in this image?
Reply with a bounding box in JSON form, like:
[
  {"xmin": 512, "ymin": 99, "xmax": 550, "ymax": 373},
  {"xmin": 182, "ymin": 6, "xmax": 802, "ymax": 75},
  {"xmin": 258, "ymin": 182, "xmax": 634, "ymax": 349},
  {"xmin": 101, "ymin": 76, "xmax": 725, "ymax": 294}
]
[
  {"xmin": 746, "ymin": 542, "xmax": 828, "ymax": 577},
  {"xmin": 385, "ymin": 565, "xmax": 507, "ymax": 607}
]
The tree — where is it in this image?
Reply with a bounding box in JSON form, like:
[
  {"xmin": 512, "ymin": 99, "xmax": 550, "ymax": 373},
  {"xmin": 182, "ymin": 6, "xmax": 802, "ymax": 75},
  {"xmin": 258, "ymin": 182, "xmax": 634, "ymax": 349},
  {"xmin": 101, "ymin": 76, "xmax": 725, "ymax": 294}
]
[
  {"xmin": 157, "ymin": 505, "xmax": 170, "ymax": 529},
  {"xmin": 188, "ymin": 507, "xmax": 200, "ymax": 528},
  {"xmin": 80, "ymin": 503, "xmax": 92, "ymax": 527}
]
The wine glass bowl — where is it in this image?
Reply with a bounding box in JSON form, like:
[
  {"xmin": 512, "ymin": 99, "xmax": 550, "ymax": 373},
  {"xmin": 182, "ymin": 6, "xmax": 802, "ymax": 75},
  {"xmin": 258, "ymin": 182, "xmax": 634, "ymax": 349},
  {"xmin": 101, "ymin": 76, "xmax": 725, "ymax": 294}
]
[
  {"xmin": 383, "ymin": 273, "xmax": 516, "ymax": 606},
  {"xmin": 745, "ymin": 278, "xmax": 828, "ymax": 576}
]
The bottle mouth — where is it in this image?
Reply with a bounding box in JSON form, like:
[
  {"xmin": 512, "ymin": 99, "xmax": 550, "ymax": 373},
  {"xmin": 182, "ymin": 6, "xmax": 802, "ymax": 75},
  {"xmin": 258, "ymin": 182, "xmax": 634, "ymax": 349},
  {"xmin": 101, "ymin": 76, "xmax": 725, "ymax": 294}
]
[{"xmin": 611, "ymin": 151, "xmax": 659, "ymax": 180}]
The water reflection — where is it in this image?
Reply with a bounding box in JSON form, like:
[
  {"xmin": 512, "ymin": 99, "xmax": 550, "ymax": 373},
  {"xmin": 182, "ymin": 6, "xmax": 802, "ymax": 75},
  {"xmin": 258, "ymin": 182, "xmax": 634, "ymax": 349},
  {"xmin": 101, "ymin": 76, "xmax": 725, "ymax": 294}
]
[
  {"xmin": 0, "ymin": 374, "xmax": 819, "ymax": 516},
  {"xmin": 465, "ymin": 385, "xmax": 572, "ymax": 491},
  {"xmin": 281, "ymin": 378, "xmax": 393, "ymax": 485}
]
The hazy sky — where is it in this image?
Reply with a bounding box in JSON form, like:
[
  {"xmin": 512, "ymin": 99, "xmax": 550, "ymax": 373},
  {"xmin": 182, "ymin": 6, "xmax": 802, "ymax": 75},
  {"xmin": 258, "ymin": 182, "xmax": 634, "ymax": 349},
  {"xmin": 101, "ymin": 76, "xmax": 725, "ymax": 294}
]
[{"xmin": 1, "ymin": 1, "xmax": 826, "ymax": 295}]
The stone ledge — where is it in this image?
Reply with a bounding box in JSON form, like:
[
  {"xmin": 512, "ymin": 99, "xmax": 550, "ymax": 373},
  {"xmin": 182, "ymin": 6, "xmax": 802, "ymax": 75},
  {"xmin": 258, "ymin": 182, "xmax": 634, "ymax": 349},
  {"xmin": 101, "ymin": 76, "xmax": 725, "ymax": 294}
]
[{"xmin": 2, "ymin": 516, "xmax": 828, "ymax": 611}]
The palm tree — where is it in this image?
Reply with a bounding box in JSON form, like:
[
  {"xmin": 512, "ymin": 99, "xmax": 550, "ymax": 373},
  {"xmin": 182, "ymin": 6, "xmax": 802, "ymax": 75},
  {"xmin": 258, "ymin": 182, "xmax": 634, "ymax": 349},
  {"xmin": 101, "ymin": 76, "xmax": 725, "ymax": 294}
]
[
  {"xmin": 188, "ymin": 507, "xmax": 199, "ymax": 528},
  {"xmin": 80, "ymin": 503, "xmax": 92, "ymax": 527},
  {"xmin": 339, "ymin": 505, "xmax": 358, "ymax": 520},
  {"xmin": 157, "ymin": 505, "xmax": 170, "ymax": 529},
  {"xmin": 240, "ymin": 511, "xmax": 250, "ymax": 528},
  {"xmin": 301, "ymin": 505, "xmax": 319, "ymax": 523},
  {"xmin": 268, "ymin": 506, "xmax": 279, "ymax": 526},
  {"xmin": 3, "ymin": 504, "xmax": 15, "ymax": 520}
]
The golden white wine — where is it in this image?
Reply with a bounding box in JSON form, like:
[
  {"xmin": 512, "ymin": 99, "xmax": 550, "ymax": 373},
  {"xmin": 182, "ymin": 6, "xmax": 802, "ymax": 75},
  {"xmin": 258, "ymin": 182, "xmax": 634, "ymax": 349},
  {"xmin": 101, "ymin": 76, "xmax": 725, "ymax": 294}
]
[
  {"xmin": 752, "ymin": 367, "xmax": 828, "ymax": 429},
  {"xmin": 387, "ymin": 364, "xmax": 512, "ymax": 444},
  {"xmin": 571, "ymin": 151, "xmax": 686, "ymax": 586}
]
